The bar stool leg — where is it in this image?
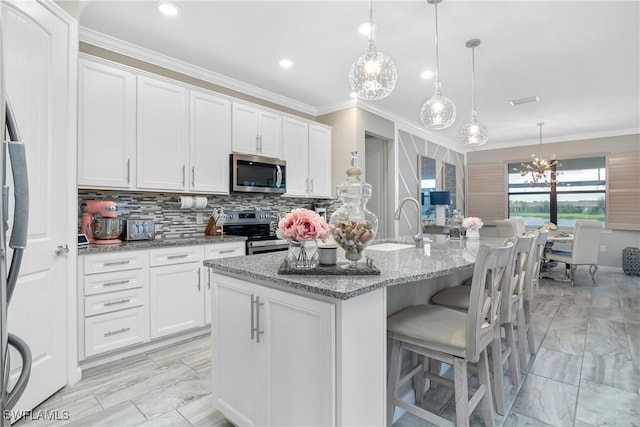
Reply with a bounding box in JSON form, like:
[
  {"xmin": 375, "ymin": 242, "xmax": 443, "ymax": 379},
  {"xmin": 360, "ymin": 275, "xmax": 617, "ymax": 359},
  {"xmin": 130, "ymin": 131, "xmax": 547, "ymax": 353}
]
[
  {"xmin": 453, "ymin": 357, "xmax": 470, "ymax": 427},
  {"xmin": 387, "ymin": 340, "xmax": 402, "ymax": 426}
]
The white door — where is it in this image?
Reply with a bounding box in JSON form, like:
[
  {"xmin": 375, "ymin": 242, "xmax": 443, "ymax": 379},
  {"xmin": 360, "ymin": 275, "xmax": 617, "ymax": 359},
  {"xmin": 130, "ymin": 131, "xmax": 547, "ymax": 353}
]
[
  {"xmin": 78, "ymin": 58, "xmax": 136, "ymax": 189},
  {"xmin": 308, "ymin": 124, "xmax": 332, "ymax": 198},
  {"xmin": 137, "ymin": 75, "xmax": 188, "ymax": 191},
  {"xmin": 257, "ymin": 110, "xmax": 282, "ymax": 159},
  {"xmin": 2, "ymin": 0, "xmax": 74, "ymax": 412},
  {"xmin": 189, "ymin": 90, "xmax": 231, "ymax": 194},
  {"xmin": 282, "ymin": 117, "xmax": 308, "ymax": 197},
  {"xmin": 231, "ymin": 103, "xmax": 259, "ymax": 155},
  {"xmin": 149, "ymin": 262, "xmax": 205, "ymax": 339}
]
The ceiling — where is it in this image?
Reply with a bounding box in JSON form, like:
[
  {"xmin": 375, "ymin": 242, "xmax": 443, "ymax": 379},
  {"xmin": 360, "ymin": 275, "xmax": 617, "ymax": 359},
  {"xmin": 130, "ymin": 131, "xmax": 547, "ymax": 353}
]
[{"xmin": 77, "ymin": 0, "xmax": 640, "ymax": 151}]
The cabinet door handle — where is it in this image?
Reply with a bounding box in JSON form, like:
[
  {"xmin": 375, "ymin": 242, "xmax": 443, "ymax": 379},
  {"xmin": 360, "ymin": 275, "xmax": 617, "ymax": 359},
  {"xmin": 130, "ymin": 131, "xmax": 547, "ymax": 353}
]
[
  {"xmin": 218, "ymin": 249, "xmax": 236, "ymax": 254},
  {"xmin": 182, "ymin": 165, "xmax": 186, "ymax": 186},
  {"xmin": 104, "ymin": 327, "xmax": 130, "ymax": 337},
  {"xmin": 104, "ymin": 298, "xmax": 131, "ymax": 307},
  {"xmin": 197, "ymin": 268, "xmax": 201, "ymax": 291},
  {"xmin": 103, "ymin": 260, "xmax": 130, "ymax": 267},
  {"xmin": 103, "ymin": 279, "xmax": 130, "ymax": 287},
  {"xmin": 255, "ymin": 135, "xmax": 260, "ymax": 152},
  {"xmin": 167, "ymin": 254, "xmax": 189, "ymax": 259},
  {"xmin": 310, "ymin": 178, "xmax": 314, "ymax": 193},
  {"xmin": 207, "ymin": 267, "xmax": 211, "ymax": 290},
  {"xmin": 127, "ymin": 159, "xmax": 131, "ymax": 184},
  {"xmin": 191, "ymin": 166, "xmax": 195, "ymax": 187},
  {"xmin": 251, "ymin": 295, "xmax": 264, "ymax": 343}
]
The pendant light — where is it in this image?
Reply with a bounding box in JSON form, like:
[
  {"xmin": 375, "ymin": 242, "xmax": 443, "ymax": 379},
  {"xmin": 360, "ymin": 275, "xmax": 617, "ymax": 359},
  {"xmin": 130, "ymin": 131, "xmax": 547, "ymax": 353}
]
[
  {"xmin": 515, "ymin": 122, "xmax": 563, "ymax": 186},
  {"xmin": 349, "ymin": 0, "xmax": 397, "ymax": 100},
  {"xmin": 459, "ymin": 39, "xmax": 488, "ymax": 146},
  {"xmin": 420, "ymin": 0, "xmax": 456, "ymax": 130}
]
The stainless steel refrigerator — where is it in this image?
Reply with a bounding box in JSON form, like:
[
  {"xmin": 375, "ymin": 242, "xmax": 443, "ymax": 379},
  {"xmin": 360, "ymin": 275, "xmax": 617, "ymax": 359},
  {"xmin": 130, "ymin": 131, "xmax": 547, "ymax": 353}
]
[{"xmin": 0, "ymin": 20, "xmax": 31, "ymax": 426}]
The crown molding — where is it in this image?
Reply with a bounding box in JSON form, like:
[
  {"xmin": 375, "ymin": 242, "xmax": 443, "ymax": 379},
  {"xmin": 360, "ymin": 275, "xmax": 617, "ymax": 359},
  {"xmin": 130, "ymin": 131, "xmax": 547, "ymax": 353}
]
[{"xmin": 79, "ymin": 27, "xmax": 318, "ymax": 116}]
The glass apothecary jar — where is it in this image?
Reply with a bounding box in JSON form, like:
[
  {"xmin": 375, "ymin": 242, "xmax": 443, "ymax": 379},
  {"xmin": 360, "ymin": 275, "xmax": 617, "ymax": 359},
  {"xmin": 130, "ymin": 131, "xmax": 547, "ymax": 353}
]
[{"xmin": 330, "ymin": 151, "xmax": 378, "ymax": 268}]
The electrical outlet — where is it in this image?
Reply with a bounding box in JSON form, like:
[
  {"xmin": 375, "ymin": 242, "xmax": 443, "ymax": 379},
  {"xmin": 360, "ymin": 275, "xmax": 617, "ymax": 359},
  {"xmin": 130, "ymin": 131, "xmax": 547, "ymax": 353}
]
[
  {"xmin": 600, "ymin": 245, "xmax": 606, "ymax": 252},
  {"xmin": 196, "ymin": 213, "xmax": 204, "ymax": 224}
]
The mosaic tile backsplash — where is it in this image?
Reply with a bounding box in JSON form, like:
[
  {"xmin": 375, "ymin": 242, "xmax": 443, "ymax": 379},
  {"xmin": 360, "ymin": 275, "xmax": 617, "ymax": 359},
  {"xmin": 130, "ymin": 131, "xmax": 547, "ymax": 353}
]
[{"xmin": 78, "ymin": 190, "xmax": 338, "ymax": 240}]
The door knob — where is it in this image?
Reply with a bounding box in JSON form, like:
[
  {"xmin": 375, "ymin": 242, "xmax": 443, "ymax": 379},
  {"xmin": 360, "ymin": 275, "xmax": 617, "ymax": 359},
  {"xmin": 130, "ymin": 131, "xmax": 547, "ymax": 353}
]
[{"xmin": 55, "ymin": 244, "xmax": 69, "ymax": 255}]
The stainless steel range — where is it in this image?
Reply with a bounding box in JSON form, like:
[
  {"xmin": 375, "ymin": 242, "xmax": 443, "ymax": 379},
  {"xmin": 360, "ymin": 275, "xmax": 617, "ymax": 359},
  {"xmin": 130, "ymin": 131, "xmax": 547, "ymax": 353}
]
[{"xmin": 223, "ymin": 209, "xmax": 289, "ymax": 255}]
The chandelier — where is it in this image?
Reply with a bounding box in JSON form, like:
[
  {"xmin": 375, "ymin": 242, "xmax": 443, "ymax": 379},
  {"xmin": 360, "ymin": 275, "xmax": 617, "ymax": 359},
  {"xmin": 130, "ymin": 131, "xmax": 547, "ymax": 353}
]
[
  {"xmin": 459, "ymin": 39, "xmax": 488, "ymax": 146},
  {"xmin": 515, "ymin": 122, "xmax": 562, "ymax": 186},
  {"xmin": 420, "ymin": 0, "xmax": 456, "ymax": 130},
  {"xmin": 349, "ymin": 0, "xmax": 397, "ymax": 100}
]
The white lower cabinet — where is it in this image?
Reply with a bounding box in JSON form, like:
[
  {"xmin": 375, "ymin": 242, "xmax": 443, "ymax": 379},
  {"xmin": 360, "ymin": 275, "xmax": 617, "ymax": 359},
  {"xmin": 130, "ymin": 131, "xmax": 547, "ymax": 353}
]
[
  {"xmin": 212, "ymin": 273, "xmax": 335, "ymax": 427},
  {"xmin": 149, "ymin": 246, "xmax": 205, "ymax": 339},
  {"xmin": 79, "ymin": 251, "xmax": 150, "ymax": 359}
]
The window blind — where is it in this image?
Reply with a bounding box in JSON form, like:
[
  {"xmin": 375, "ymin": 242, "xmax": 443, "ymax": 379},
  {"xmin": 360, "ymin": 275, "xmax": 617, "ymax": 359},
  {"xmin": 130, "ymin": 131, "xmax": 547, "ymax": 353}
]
[
  {"xmin": 466, "ymin": 163, "xmax": 507, "ymax": 226},
  {"xmin": 607, "ymin": 152, "xmax": 640, "ymax": 231}
]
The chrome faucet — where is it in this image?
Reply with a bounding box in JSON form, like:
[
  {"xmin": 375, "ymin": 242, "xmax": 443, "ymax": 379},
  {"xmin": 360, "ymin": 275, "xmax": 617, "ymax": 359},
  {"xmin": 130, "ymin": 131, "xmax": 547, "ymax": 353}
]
[{"xmin": 394, "ymin": 197, "xmax": 424, "ymax": 248}]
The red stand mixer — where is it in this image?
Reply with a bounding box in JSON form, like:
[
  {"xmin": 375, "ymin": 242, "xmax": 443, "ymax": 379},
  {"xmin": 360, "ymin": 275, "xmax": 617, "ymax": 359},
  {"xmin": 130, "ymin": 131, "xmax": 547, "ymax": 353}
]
[{"xmin": 80, "ymin": 200, "xmax": 123, "ymax": 245}]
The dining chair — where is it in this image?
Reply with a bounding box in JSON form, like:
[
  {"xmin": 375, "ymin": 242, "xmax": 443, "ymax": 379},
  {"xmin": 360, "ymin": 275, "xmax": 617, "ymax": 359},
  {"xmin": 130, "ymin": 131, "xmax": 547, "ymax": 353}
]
[
  {"xmin": 386, "ymin": 242, "xmax": 514, "ymax": 427},
  {"xmin": 495, "ymin": 219, "xmax": 526, "ymax": 238},
  {"xmin": 517, "ymin": 230, "xmax": 548, "ymax": 372},
  {"xmin": 545, "ymin": 220, "xmax": 602, "ymax": 286},
  {"xmin": 429, "ymin": 234, "xmax": 533, "ymax": 415}
]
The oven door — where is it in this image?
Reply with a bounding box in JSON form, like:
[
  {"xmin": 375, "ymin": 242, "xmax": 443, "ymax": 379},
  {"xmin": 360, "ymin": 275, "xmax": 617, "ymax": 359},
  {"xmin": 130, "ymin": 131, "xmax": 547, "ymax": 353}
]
[
  {"xmin": 247, "ymin": 240, "xmax": 290, "ymax": 255},
  {"xmin": 231, "ymin": 153, "xmax": 286, "ymax": 194}
]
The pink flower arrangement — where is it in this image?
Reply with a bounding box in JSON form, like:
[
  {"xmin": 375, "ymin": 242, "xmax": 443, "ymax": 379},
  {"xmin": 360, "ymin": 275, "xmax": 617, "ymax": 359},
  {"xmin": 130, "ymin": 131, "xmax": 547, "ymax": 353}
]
[
  {"xmin": 462, "ymin": 216, "xmax": 484, "ymax": 230},
  {"xmin": 276, "ymin": 208, "xmax": 331, "ymax": 242}
]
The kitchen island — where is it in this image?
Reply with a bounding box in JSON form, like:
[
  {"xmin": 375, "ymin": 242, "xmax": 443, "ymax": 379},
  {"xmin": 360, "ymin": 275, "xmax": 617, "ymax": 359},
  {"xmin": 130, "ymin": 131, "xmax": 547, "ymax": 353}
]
[{"xmin": 204, "ymin": 236, "xmax": 502, "ymax": 426}]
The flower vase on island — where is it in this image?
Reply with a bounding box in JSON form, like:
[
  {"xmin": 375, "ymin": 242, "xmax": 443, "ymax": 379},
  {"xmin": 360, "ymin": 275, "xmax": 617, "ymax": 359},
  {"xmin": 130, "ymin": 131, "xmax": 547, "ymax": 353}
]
[
  {"xmin": 462, "ymin": 216, "xmax": 483, "ymax": 240},
  {"xmin": 276, "ymin": 208, "xmax": 330, "ymax": 269}
]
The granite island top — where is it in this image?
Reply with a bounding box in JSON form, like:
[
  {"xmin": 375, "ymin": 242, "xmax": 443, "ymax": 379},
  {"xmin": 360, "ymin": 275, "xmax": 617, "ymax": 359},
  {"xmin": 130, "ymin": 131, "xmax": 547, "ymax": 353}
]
[
  {"xmin": 78, "ymin": 234, "xmax": 246, "ymax": 255},
  {"xmin": 204, "ymin": 236, "xmax": 506, "ymax": 300}
]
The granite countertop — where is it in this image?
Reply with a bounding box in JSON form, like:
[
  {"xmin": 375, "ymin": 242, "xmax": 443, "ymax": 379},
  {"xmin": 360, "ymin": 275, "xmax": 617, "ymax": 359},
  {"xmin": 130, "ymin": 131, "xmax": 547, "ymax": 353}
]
[
  {"xmin": 204, "ymin": 236, "xmax": 505, "ymax": 300},
  {"xmin": 78, "ymin": 234, "xmax": 246, "ymax": 255}
]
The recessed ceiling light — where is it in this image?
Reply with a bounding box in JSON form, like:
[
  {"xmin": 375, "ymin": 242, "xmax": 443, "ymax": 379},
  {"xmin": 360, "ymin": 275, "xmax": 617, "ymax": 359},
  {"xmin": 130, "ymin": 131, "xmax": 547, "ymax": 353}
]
[
  {"xmin": 509, "ymin": 96, "xmax": 540, "ymax": 106},
  {"xmin": 279, "ymin": 59, "xmax": 293, "ymax": 69},
  {"xmin": 158, "ymin": 1, "xmax": 179, "ymax": 16},
  {"xmin": 420, "ymin": 70, "xmax": 435, "ymax": 80},
  {"xmin": 357, "ymin": 22, "xmax": 376, "ymax": 36}
]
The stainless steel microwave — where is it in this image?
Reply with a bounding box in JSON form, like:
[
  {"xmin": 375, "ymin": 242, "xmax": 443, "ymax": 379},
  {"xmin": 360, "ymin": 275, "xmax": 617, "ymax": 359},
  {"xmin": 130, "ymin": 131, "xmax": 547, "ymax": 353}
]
[{"xmin": 230, "ymin": 153, "xmax": 286, "ymax": 194}]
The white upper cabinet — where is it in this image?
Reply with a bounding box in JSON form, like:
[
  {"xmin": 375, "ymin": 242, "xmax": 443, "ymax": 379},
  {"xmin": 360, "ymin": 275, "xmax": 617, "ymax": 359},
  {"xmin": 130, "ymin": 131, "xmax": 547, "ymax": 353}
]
[
  {"xmin": 282, "ymin": 118, "xmax": 332, "ymax": 198},
  {"xmin": 78, "ymin": 58, "xmax": 136, "ymax": 189},
  {"xmin": 189, "ymin": 90, "xmax": 231, "ymax": 194},
  {"xmin": 137, "ymin": 75, "xmax": 189, "ymax": 191},
  {"xmin": 232, "ymin": 103, "xmax": 282, "ymax": 159},
  {"xmin": 307, "ymin": 124, "xmax": 332, "ymax": 198}
]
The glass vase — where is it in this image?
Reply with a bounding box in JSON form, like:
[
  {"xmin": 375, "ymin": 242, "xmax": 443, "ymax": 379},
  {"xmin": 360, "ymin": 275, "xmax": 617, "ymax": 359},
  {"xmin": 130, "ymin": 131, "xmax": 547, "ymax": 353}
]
[
  {"xmin": 330, "ymin": 151, "xmax": 378, "ymax": 269},
  {"xmin": 286, "ymin": 240, "xmax": 318, "ymax": 269},
  {"xmin": 465, "ymin": 228, "xmax": 480, "ymax": 240}
]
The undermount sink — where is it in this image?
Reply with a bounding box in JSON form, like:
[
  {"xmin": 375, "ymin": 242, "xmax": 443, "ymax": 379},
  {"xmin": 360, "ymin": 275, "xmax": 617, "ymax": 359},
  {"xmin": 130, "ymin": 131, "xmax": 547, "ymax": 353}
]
[{"xmin": 368, "ymin": 243, "xmax": 415, "ymax": 252}]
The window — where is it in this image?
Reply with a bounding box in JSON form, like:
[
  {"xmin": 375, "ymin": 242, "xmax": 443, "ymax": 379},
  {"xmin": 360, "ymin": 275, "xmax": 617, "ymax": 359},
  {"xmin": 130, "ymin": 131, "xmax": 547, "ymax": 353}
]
[{"xmin": 508, "ymin": 156, "xmax": 606, "ymax": 228}]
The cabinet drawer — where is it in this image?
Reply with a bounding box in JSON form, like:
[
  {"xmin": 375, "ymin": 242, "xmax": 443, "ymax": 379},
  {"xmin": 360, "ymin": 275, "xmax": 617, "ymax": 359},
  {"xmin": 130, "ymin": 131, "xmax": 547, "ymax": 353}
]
[
  {"xmin": 83, "ymin": 251, "xmax": 148, "ymax": 275},
  {"xmin": 84, "ymin": 306, "xmax": 149, "ymax": 358},
  {"xmin": 83, "ymin": 268, "xmax": 148, "ymax": 296},
  {"xmin": 149, "ymin": 246, "xmax": 203, "ymax": 266},
  {"xmin": 204, "ymin": 242, "xmax": 245, "ymax": 259},
  {"xmin": 85, "ymin": 287, "xmax": 148, "ymax": 317}
]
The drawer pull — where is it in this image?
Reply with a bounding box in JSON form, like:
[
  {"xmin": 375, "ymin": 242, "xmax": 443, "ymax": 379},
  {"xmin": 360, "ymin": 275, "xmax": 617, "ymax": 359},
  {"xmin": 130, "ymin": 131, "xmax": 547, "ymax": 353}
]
[
  {"xmin": 167, "ymin": 254, "xmax": 189, "ymax": 259},
  {"xmin": 104, "ymin": 327, "xmax": 131, "ymax": 337},
  {"xmin": 218, "ymin": 249, "xmax": 237, "ymax": 254},
  {"xmin": 103, "ymin": 279, "xmax": 130, "ymax": 287},
  {"xmin": 104, "ymin": 298, "xmax": 131, "ymax": 307},
  {"xmin": 103, "ymin": 260, "xmax": 131, "ymax": 267}
]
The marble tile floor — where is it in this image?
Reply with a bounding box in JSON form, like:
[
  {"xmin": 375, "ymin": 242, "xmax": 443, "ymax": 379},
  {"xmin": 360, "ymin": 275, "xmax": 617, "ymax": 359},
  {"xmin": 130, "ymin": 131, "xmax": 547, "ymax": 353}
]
[{"xmin": 13, "ymin": 269, "xmax": 640, "ymax": 427}]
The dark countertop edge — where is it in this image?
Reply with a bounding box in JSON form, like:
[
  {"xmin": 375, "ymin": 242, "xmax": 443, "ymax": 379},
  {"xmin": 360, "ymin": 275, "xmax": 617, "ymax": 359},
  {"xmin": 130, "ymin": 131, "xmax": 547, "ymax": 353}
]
[
  {"xmin": 79, "ymin": 235, "xmax": 247, "ymax": 255},
  {"xmin": 204, "ymin": 261, "xmax": 475, "ymax": 301}
]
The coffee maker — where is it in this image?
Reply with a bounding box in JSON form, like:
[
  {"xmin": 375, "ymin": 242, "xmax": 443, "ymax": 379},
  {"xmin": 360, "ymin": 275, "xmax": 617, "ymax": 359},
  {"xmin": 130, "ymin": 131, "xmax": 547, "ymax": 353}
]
[{"xmin": 80, "ymin": 200, "xmax": 122, "ymax": 245}]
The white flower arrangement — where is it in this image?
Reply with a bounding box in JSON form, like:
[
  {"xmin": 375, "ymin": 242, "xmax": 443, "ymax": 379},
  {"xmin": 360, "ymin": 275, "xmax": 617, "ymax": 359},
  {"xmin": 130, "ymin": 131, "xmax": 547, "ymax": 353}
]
[{"xmin": 462, "ymin": 216, "xmax": 484, "ymax": 230}]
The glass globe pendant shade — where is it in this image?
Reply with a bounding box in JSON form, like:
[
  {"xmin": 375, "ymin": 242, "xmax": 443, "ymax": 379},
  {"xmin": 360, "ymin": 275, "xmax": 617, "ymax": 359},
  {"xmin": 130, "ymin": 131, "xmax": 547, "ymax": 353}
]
[
  {"xmin": 420, "ymin": 86, "xmax": 456, "ymax": 130},
  {"xmin": 459, "ymin": 113, "xmax": 488, "ymax": 146},
  {"xmin": 349, "ymin": 43, "xmax": 397, "ymax": 100}
]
